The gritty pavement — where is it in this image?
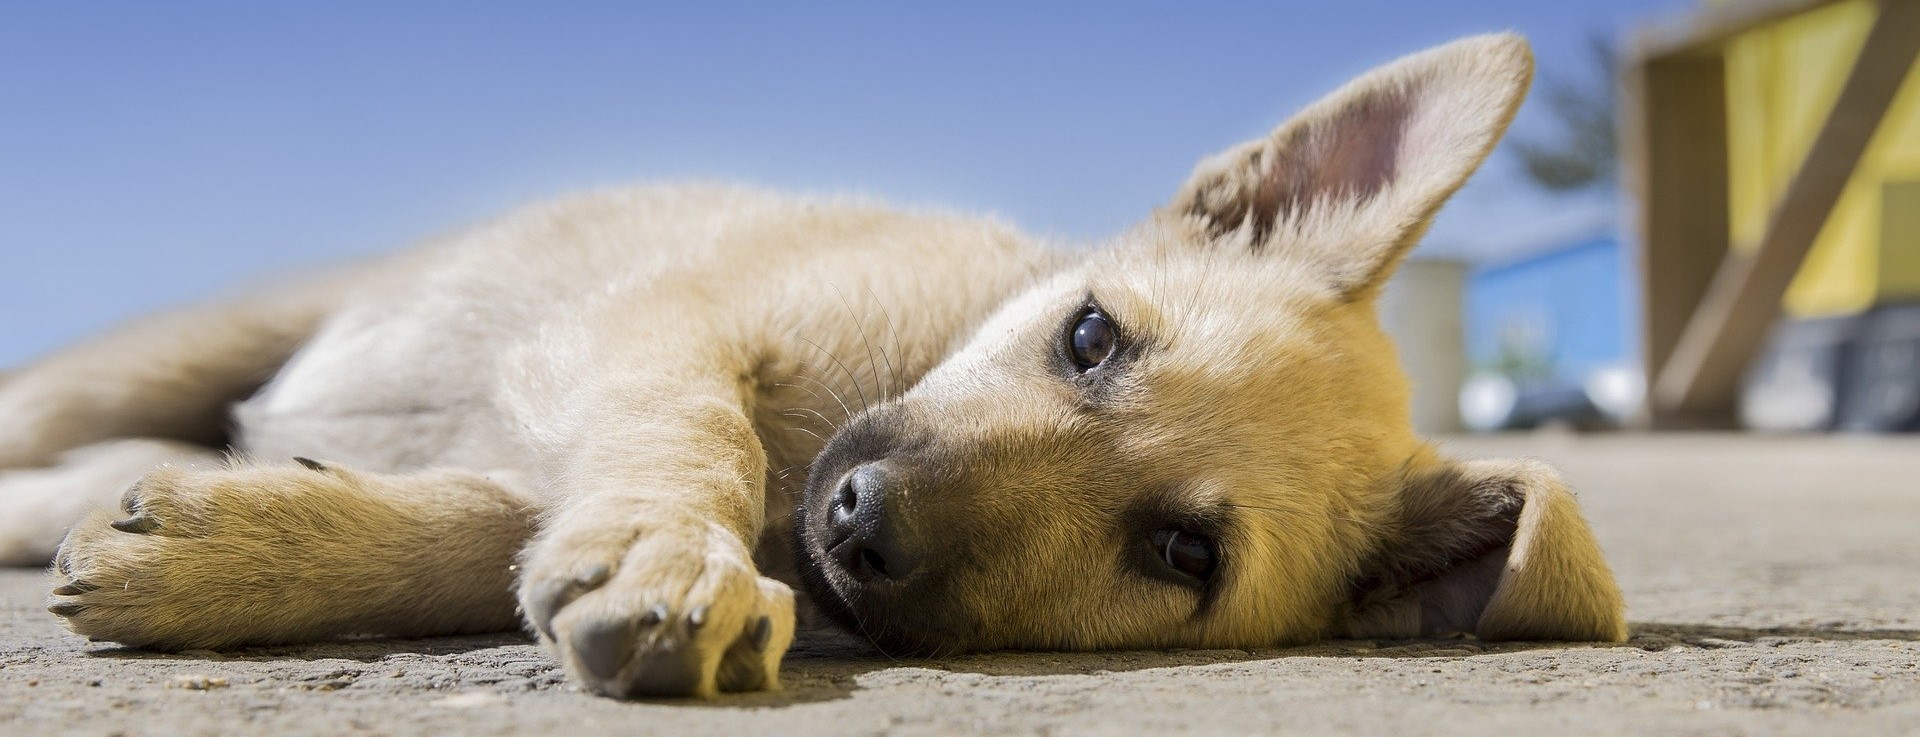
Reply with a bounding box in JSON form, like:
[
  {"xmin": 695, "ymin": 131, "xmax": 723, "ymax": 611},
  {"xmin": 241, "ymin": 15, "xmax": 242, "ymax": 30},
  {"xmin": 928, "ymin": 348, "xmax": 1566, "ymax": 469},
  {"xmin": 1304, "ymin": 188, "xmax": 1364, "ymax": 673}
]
[{"xmin": 2, "ymin": 433, "xmax": 1917, "ymax": 736}]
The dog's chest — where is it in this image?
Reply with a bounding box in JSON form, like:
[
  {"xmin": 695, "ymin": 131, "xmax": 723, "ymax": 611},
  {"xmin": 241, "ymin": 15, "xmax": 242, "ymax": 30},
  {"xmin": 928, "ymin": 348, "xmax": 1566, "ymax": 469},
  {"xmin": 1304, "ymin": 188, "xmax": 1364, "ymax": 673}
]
[{"xmin": 232, "ymin": 301, "xmax": 531, "ymax": 477}]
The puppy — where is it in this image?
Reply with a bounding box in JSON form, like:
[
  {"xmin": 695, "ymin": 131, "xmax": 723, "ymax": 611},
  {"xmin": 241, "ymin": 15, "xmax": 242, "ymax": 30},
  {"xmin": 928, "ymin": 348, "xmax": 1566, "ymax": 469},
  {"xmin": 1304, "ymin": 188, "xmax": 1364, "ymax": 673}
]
[{"xmin": 0, "ymin": 34, "xmax": 1625, "ymax": 699}]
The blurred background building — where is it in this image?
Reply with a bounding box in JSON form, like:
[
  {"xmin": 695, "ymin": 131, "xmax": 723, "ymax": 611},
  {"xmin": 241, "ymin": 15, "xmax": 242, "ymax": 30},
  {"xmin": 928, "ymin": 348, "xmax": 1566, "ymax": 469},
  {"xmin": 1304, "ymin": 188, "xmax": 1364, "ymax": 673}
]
[
  {"xmin": 1628, "ymin": 0, "xmax": 1919, "ymax": 433},
  {"xmin": 1390, "ymin": 0, "xmax": 1919, "ymax": 435}
]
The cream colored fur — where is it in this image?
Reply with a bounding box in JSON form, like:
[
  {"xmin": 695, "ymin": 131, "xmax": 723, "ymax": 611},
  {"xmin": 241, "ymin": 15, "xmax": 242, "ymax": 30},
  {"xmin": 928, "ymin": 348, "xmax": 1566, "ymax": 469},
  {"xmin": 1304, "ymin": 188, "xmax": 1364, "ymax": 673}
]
[{"xmin": 1, "ymin": 34, "xmax": 1626, "ymax": 700}]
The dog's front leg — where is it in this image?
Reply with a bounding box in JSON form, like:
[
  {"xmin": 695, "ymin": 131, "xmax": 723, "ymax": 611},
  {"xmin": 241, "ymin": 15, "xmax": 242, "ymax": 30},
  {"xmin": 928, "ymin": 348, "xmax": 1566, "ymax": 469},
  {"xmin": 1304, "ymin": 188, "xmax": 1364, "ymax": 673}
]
[{"xmin": 516, "ymin": 370, "xmax": 795, "ymax": 699}]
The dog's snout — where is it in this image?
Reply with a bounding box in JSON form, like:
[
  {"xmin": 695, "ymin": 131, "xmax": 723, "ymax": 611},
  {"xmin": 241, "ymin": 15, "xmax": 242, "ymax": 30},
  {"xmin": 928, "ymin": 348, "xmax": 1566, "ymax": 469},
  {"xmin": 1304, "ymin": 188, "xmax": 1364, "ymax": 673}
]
[{"xmin": 829, "ymin": 463, "xmax": 921, "ymax": 581}]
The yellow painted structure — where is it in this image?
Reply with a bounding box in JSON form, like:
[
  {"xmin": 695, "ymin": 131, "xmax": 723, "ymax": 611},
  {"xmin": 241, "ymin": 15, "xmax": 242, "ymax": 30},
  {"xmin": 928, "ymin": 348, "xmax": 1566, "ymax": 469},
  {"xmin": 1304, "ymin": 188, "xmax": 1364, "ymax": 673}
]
[{"xmin": 1723, "ymin": 0, "xmax": 1920, "ymax": 315}]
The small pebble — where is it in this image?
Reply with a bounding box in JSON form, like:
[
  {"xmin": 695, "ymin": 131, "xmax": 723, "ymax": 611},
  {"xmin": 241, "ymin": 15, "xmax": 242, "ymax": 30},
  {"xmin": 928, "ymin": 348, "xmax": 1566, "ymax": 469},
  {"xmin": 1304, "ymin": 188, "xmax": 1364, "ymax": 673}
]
[
  {"xmin": 168, "ymin": 675, "xmax": 230, "ymax": 690},
  {"xmin": 432, "ymin": 692, "xmax": 507, "ymax": 708}
]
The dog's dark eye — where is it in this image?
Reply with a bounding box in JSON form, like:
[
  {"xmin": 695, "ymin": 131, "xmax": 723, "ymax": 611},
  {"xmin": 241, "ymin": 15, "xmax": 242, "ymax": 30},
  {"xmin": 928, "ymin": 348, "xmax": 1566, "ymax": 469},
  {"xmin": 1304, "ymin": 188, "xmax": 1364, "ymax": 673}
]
[
  {"xmin": 1149, "ymin": 529, "xmax": 1216, "ymax": 581},
  {"xmin": 1069, "ymin": 311, "xmax": 1115, "ymax": 370}
]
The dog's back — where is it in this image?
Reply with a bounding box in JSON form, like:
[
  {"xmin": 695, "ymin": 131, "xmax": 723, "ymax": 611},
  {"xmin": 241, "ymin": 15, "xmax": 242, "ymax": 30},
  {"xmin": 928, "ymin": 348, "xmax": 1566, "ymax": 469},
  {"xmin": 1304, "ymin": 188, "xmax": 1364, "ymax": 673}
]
[
  {"xmin": 0, "ymin": 183, "xmax": 1050, "ymax": 561},
  {"xmin": 240, "ymin": 184, "xmax": 1050, "ymax": 476}
]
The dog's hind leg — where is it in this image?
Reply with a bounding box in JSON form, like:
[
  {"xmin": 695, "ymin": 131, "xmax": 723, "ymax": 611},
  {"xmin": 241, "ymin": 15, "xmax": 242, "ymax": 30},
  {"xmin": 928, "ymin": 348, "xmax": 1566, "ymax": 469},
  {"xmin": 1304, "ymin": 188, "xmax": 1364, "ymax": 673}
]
[
  {"xmin": 47, "ymin": 459, "xmax": 534, "ymax": 650},
  {"xmin": 0, "ymin": 271, "xmax": 364, "ymax": 471},
  {"xmin": 0, "ymin": 438, "xmax": 222, "ymax": 566}
]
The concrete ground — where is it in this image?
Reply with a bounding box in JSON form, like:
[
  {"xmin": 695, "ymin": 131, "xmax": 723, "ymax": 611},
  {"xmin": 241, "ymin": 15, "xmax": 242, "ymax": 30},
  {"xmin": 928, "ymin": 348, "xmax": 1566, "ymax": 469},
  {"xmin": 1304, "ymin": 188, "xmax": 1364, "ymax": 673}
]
[{"xmin": 2, "ymin": 433, "xmax": 1917, "ymax": 736}]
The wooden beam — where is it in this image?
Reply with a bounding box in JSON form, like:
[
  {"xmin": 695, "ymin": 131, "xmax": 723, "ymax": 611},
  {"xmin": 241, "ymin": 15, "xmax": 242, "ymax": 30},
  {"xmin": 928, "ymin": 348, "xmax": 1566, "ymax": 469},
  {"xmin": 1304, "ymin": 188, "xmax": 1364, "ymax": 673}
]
[
  {"xmin": 1881, "ymin": 180, "xmax": 1920, "ymax": 299},
  {"xmin": 1650, "ymin": 0, "xmax": 1920, "ymax": 418},
  {"xmin": 1633, "ymin": 0, "xmax": 1850, "ymax": 60},
  {"xmin": 1623, "ymin": 54, "xmax": 1731, "ymax": 428}
]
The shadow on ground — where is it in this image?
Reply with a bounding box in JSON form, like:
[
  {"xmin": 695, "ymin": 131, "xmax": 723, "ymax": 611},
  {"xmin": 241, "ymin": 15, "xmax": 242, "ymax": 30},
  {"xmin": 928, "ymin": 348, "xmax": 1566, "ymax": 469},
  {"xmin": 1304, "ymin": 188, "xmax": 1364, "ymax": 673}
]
[
  {"xmin": 72, "ymin": 620, "xmax": 1920, "ymax": 709},
  {"xmin": 83, "ymin": 632, "xmax": 538, "ymax": 663},
  {"xmin": 1628, "ymin": 622, "xmax": 1920, "ymax": 647}
]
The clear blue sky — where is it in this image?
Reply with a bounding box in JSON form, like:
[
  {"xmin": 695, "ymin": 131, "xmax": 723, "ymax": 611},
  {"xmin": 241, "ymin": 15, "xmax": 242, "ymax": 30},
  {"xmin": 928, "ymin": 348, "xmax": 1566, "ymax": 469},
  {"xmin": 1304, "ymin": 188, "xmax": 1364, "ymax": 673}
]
[{"xmin": 0, "ymin": 1, "xmax": 1692, "ymax": 368}]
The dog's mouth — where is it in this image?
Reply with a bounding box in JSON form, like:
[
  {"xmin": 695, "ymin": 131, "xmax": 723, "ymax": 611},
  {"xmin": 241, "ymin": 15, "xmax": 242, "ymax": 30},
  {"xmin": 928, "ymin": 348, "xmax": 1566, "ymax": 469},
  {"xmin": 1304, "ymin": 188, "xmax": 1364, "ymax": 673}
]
[
  {"xmin": 788, "ymin": 429, "xmax": 959, "ymax": 657},
  {"xmin": 789, "ymin": 475, "xmax": 932, "ymax": 657},
  {"xmin": 787, "ymin": 396, "xmax": 1021, "ymax": 657}
]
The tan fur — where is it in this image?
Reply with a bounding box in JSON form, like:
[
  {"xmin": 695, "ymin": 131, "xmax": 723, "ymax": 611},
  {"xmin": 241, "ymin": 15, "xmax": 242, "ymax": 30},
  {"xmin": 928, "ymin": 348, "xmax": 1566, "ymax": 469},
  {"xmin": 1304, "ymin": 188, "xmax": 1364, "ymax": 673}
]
[
  {"xmin": 3, "ymin": 33, "xmax": 1625, "ymax": 700},
  {"xmin": 52, "ymin": 459, "xmax": 532, "ymax": 648}
]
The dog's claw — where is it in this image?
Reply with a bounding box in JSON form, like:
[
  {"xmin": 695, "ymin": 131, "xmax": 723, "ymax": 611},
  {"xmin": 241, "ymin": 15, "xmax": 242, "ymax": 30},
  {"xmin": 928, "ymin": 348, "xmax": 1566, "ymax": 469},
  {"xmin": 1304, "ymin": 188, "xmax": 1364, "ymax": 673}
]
[
  {"xmin": 749, "ymin": 615, "xmax": 773, "ymax": 651},
  {"xmin": 524, "ymin": 588, "xmax": 561, "ymax": 640},
  {"xmin": 48, "ymin": 603, "xmax": 86, "ymax": 617},
  {"xmin": 118, "ymin": 481, "xmax": 147, "ymax": 513},
  {"xmin": 110, "ymin": 516, "xmax": 159, "ymax": 534},
  {"xmin": 51, "ymin": 582, "xmax": 97, "ymax": 596},
  {"xmin": 524, "ymin": 565, "xmax": 620, "ymax": 641},
  {"xmin": 293, "ymin": 457, "xmax": 328, "ymax": 472},
  {"xmin": 687, "ymin": 605, "xmax": 708, "ymax": 629}
]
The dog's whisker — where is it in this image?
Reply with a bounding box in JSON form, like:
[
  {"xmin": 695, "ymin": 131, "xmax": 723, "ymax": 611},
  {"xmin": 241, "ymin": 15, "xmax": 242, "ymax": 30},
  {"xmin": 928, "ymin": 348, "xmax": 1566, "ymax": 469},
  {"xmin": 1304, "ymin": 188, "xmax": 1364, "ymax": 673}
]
[
  {"xmin": 770, "ymin": 380, "xmax": 849, "ymax": 429},
  {"xmin": 850, "ymin": 610, "xmax": 904, "ymax": 664},
  {"xmin": 786, "ymin": 425, "xmax": 831, "ymax": 446},
  {"xmin": 780, "ymin": 407, "xmax": 840, "ymax": 433},
  {"xmin": 865, "ymin": 284, "xmax": 904, "ymax": 393},
  {"xmin": 830, "ymin": 282, "xmax": 890, "ymax": 400},
  {"xmin": 788, "ymin": 368, "xmax": 857, "ymax": 423},
  {"xmin": 796, "ymin": 338, "xmax": 871, "ymax": 413}
]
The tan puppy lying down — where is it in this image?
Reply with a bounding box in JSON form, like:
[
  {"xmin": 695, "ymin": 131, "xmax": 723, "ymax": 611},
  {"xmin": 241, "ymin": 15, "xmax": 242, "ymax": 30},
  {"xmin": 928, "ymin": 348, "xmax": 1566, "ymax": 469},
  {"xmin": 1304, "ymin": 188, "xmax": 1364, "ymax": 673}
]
[{"xmin": 0, "ymin": 34, "xmax": 1625, "ymax": 699}]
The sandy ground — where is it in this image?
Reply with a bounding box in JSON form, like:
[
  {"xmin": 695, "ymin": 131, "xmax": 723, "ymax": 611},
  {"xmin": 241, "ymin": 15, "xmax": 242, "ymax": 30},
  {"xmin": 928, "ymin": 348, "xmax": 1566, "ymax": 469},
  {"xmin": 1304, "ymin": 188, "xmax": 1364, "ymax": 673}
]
[{"xmin": 2, "ymin": 433, "xmax": 1917, "ymax": 736}]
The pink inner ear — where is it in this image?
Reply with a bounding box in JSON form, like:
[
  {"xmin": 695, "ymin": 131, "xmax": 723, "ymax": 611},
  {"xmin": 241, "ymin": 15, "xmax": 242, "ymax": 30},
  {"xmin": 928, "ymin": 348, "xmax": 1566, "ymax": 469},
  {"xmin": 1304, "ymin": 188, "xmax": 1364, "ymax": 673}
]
[{"xmin": 1248, "ymin": 88, "xmax": 1411, "ymax": 238}]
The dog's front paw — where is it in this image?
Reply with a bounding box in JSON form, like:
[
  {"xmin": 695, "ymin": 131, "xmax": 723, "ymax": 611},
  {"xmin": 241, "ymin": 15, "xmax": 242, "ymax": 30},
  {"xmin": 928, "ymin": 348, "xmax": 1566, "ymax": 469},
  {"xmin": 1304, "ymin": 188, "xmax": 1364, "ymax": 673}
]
[{"xmin": 518, "ymin": 516, "xmax": 795, "ymax": 699}]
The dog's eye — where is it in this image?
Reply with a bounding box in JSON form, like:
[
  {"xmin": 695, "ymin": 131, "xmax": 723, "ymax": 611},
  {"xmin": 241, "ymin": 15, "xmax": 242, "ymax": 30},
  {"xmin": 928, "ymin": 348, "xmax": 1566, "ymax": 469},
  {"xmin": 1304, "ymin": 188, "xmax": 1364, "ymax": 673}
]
[
  {"xmin": 1149, "ymin": 529, "xmax": 1216, "ymax": 581},
  {"xmin": 1069, "ymin": 311, "xmax": 1115, "ymax": 370}
]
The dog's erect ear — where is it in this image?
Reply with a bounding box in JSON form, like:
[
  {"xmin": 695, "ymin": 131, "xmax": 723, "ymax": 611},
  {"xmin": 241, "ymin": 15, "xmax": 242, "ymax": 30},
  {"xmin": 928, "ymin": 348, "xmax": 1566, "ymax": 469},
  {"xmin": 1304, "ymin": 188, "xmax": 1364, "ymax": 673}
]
[
  {"xmin": 1165, "ymin": 34, "xmax": 1533, "ymax": 297},
  {"xmin": 1340, "ymin": 458, "xmax": 1627, "ymax": 642}
]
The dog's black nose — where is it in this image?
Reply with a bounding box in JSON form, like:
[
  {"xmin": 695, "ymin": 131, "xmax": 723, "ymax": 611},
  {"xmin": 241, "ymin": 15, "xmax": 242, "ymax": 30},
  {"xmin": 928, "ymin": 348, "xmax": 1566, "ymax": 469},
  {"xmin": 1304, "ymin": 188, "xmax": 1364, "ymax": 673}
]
[{"xmin": 830, "ymin": 463, "xmax": 921, "ymax": 581}]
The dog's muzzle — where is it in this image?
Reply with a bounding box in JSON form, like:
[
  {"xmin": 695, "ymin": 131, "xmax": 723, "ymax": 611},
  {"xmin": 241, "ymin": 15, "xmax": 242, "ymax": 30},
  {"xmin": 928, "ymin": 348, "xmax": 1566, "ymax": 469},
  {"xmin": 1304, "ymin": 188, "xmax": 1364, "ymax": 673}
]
[{"xmin": 824, "ymin": 462, "xmax": 924, "ymax": 582}]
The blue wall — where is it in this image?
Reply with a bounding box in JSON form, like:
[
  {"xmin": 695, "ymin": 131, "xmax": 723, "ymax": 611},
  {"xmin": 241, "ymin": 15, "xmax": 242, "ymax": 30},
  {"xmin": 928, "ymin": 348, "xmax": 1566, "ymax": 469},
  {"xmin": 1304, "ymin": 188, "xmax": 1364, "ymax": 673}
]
[{"xmin": 1465, "ymin": 235, "xmax": 1638, "ymax": 382}]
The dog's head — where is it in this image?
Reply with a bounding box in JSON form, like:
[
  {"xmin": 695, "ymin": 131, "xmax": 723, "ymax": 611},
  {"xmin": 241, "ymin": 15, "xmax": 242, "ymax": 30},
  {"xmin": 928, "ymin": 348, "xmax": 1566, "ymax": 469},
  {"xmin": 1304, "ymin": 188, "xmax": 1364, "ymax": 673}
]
[{"xmin": 794, "ymin": 34, "xmax": 1626, "ymax": 654}]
